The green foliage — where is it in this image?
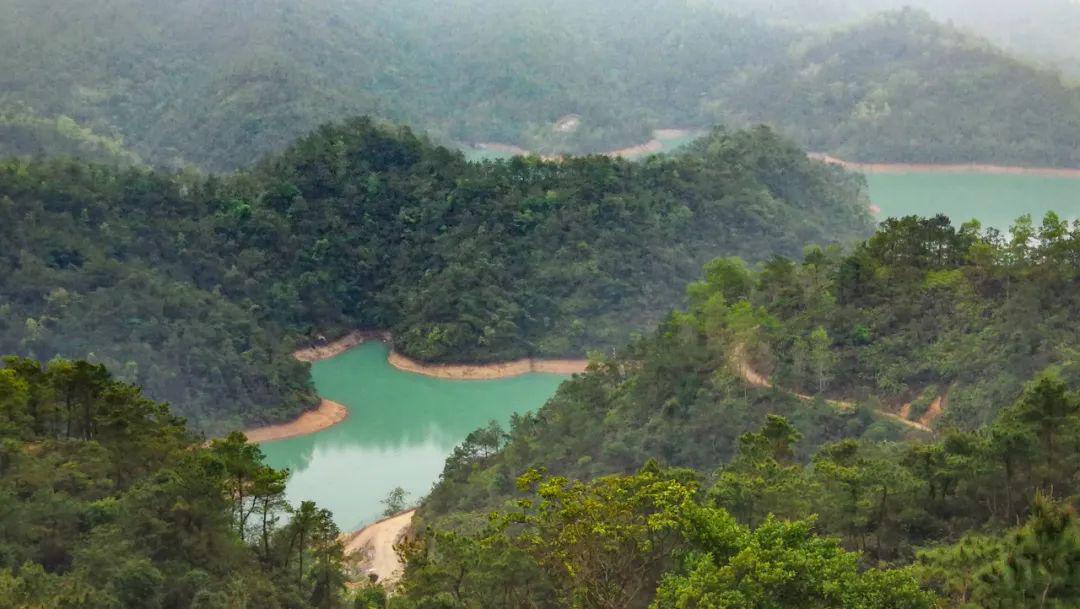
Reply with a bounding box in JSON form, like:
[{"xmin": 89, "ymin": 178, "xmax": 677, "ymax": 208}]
[
  {"xmin": 397, "ymin": 467, "xmax": 935, "ymax": 609},
  {"xmin": 0, "ymin": 105, "xmax": 141, "ymax": 166},
  {"xmin": 382, "ymin": 487, "xmax": 410, "ymax": 517},
  {"xmin": 0, "ymin": 355, "xmax": 348, "ymax": 609},
  {"xmin": 0, "ymin": 120, "xmax": 873, "ymax": 431}
]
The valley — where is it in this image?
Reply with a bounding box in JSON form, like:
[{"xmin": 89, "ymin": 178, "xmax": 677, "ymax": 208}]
[{"xmin": 7, "ymin": 2, "xmax": 1080, "ymax": 607}]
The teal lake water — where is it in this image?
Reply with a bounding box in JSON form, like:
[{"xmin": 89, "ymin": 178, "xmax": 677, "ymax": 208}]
[
  {"xmin": 866, "ymin": 173, "xmax": 1080, "ymax": 232},
  {"xmin": 260, "ymin": 342, "xmax": 567, "ymax": 530}
]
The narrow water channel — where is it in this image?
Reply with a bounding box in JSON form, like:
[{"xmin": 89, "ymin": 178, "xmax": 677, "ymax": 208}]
[
  {"xmin": 866, "ymin": 173, "xmax": 1080, "ymax": 232},
  {"xmin": 261, "ymin": 342, "xmax": 567, "ymax": 530}
]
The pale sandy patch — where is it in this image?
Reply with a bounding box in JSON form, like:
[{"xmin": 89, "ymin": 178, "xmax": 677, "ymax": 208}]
[
  {"xmin": 241, "ymin": 399, "xmax": 349, "ymax": 444},
  {"xmin": 387, "ymin": 350, "xmax": 588, "ymax": 380},
  {"xmin": 344, "ymin": 509, "xmax": 416, "ymax": 587},
  {"xmin": 809, "ymin": 153, "xmax": 1080, "ymax": 178}
]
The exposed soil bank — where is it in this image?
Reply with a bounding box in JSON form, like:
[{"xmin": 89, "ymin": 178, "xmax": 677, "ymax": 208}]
[
  {"xmin": 293, "ymin": 330, "xmax": 390, "ymax": 363},
  {"xmin": 344, "ymin": 509, "xmax": 416, "ymax": 587},
  {"xmin": 606, "ymin": 128, "xmax": 698, "ymax": 159},
  {"xmin": 810, "ymin": 153, "xmax": 1080, "ymax": 178},
  {"xmin": 474, "ymin": 141, "xmax": 531, "ymax": 156},
  {"xmin": 242, "ymin": 399, "xmax": 349, "ymax": 444},
  {"xmin": 387, "ymin": 350, "xmax": 588, "ymax": 380}
]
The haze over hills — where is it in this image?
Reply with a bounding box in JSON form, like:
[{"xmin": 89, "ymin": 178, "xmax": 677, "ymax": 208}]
[
  {"xmin": 3, "ymin": 0, "xmax": 1080, "ymax": 169},
  {"xmin": 724, "ymin": 0, "xmax": 1080, "ymax": 79}
]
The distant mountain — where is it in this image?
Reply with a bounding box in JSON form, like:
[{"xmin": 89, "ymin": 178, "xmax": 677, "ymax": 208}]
[
  {"xmin": 720, "ymin": 10, "xmax": 1080, "ymax": 166},
  {"xmin": 2, "ymin": 1, "xmax": 1079, "ymax": 169},
  {"xmin": 722, "ymin": 0, "xmax": 1080, "ymax": 79}
]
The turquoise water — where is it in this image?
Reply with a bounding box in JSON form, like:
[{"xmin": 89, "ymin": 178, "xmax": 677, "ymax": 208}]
[
  {"xmin": 866, "ymin": 173, "xmax": 1080, "ymax": 233},
  {"xmin": 260, "ymin": 342, "xmax": 567, "ymax": 530}
]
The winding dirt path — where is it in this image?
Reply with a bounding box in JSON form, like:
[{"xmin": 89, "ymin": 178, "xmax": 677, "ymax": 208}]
[
  {"xmin": 809, "ymin": 153, "xmax": 1080, "ymax": 178},
  {"xmin": 735, "ymin": 348, "xmax": 932, "ymax": 433},
  {"xmin": 344, "ymin": 510, "xmax": 416, "ymax": 586}
]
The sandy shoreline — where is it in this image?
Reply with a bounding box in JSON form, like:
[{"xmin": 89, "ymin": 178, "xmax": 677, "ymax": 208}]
[
  {"xmin": 242, "ymin": 399, "xmax": 349, "ymax": 443},
  {"xmin": 809, "ymin": 153, "xmax": 1080, "ymax": 178},
  {"xmin": 387, "ymin": 350, "xmax": 589, "ymax": 380}
]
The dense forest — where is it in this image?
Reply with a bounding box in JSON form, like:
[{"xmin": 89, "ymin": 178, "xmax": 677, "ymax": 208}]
[
  {"xmin": 0, "ymin": 356, "xmax": 357, "ymax": 608},
  {"xmin": 3, "ymin": 0, "xmax": 1080, "ymax": 169},
  {"xmin": 10, "ymin": 218, "xmax": 1080, "ymax": 608},
  {"xmin": 0, "ymin": 118, "xmax": 872, "ymax": 432},
  {"xmin": 398, "ymin": 215, "xmax": 1080, "ymax": 608}
]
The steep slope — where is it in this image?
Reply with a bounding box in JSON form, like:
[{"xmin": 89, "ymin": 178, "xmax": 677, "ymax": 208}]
[
  {"xmin": 421, "ymin": 213, "xmax": 1080, "ymax": 526},
  {"xmin": 402, "ymin": 217, "xmax": 1080, "ymax": 609}
]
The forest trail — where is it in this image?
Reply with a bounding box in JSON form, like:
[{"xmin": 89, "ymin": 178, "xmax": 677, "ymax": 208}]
[
  {"xmin": 898, "ymin": 392, "xmax": 948, "ymax": 429},
  {"xmin": 735, "ymin": 347, "xmax": 933, "ymax": 433},
  {"xmin": 344, "ymin": 510, "xmax": 416, "ymax": 586}
]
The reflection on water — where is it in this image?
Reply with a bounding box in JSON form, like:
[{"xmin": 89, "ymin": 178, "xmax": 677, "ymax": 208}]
[
  {"xmin": 867, "ymin": 173, "xmax": 1080, "ymax": 232},
  {"xmin": 260, "ymin": 342, "xmax": 567, "ymax": 530}
]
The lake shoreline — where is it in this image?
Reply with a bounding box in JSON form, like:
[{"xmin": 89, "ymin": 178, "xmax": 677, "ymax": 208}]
[
  {"xmin": 810, "ymin": 153, "xmax": 1080, "ymax": 178},
  {"xmin": 387, "ymin": 350, "xmax": 589, "ymax": 380},
  {"xmin": 241, "ymin": 331, "xmax": 586, "ymax": 443},
  {"xmin": 242, "ymin": 399, "xmax": 349, "ymax": 443}
]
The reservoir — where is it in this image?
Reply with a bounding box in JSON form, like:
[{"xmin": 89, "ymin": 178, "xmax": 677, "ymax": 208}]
[
  {"xmin": 261, "ymin": 341, "xmax": 567, "ymax": 530},
  {"xmin": 866, "ymin": 172, "xmax": 1080, "ymax": 232}
]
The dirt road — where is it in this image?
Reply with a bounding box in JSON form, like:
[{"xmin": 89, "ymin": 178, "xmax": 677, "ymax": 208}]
[
  {"xmin": 344, "ymin": 509, "xmax": 416, "ymax": 585},
  {"xmin": 735, "ymin": 347, "xmax": 933, "ymax": 433}
]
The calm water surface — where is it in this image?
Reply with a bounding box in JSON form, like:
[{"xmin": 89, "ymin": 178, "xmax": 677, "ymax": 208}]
[
  {"xmin": 866, "ymin": 173, "xmax": 1080, "ymax": 232},
  {"xmin": 261, "ymin": 342, "xmax": 566, "ymax": 530}
]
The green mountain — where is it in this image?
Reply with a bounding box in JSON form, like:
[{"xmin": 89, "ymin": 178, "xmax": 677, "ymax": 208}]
[
  {"xmin": 727, "ymin": 10, "xmax": 1080, "ymax": 165},
  {"xmin": 3, "ymin": 1, "xmax": 1080, "ymax": 169},
  {"xmin": 724, "ymin": 0, "xmax": 1080, "ymax": 79},
  {"xmin": 403, "ymin": 214, "xmax": 1080, "ymax": 609},
  {"xmin": 0, "ymin": 119, "xmax": 872, "ymax": 432}
]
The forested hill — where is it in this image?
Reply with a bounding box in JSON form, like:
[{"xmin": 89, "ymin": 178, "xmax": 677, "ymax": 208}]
[
  {"xmin": 401, "ymin": 214, "xmax": 1080, "ymax": 609},
  {"xmin": 0, "ymin": 356, "xmax": 349, "ymax": 608},
  {"xmin": 3, "ymin": 0, "xmax": 1080, "ymax": 169},
  {"xmin": 733, "ymin": 10, "xmax": 1080, "ymax": 166},
  {"xmin": 0, "ymin": 119, "xmax": 872, "ymax": 432},
  {"xmin": 423, "ymin": 213, "xmax": 1080, "ymax": 522}
]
